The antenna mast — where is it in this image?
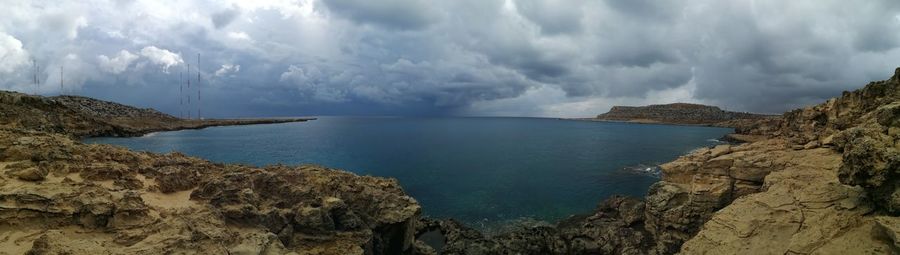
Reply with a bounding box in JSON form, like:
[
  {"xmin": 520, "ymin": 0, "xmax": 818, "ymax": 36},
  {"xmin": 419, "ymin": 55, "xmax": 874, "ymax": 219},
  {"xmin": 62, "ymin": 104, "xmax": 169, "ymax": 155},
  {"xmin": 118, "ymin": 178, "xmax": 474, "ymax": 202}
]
[
  {"xmin": 180, "ymin": 71, "xmax": 184, "ymax": 119},
  {"xmin": 60, "ymin": 66, "xmax": 64, "ymax": 95},
  {"xmin": 197, "ymin": 53, "xmax": 201, "ymax": 120},
  {"xmin": 187, "ymin": 62, "xmax": 191, "ymax": 119},
  {"xmin": 32, "ymin": 59, "xmax": 37, "ymax": 95}
]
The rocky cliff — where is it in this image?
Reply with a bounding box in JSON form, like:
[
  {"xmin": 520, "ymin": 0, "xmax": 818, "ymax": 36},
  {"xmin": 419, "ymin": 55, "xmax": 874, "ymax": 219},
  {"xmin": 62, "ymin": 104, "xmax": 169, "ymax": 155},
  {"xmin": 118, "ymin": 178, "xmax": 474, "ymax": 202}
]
[
  {"xmin": 0, "ymin": 128, "xmax": 421, "ymax": 254},
  {"xmin": 0, "ymin": 92, "xmax": 421, "ymax": 254},
  {"xmin": 416, "ymin": 69, "xmax": 900, "ymax": 254},
  {"xmin": 594, "ymin": 103, "xmax": 773, "ymax": 126},
  {"xmin": 0, "ymin": 91, "xmax": 312, "ymax": 138}
]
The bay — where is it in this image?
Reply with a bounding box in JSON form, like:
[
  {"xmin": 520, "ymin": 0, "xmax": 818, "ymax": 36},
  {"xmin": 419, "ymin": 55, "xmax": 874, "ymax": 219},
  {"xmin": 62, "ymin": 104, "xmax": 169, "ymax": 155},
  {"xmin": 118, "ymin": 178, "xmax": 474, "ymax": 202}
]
[{"xmin": 85, "ymin": 117, "xmax": 731, "ymax": 227}]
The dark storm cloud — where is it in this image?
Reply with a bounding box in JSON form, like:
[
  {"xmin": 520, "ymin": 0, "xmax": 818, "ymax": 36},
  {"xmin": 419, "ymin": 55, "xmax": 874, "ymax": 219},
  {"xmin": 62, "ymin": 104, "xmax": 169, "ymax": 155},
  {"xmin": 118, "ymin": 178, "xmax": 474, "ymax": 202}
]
[
  {"xmin": 680, "ymin": 1, "xmax": 900, "ymax": 113},
  {"xmin": 602, "ymin": 0, "xmax": 681, "ymax": 21},
  {"xmin": 211, "ymin": 7, "xmax": 241, "ymax": 29},
  {"xmin": 3, "ymin": 0, "xmax": 900, "ymax": 117},
  {"xmin": 515, "ymin": 0, "xmax": 584, "ymax": 35},
  {"xmin": 320, "ymin": 0, "xmax": 439, "ymax": 30}
]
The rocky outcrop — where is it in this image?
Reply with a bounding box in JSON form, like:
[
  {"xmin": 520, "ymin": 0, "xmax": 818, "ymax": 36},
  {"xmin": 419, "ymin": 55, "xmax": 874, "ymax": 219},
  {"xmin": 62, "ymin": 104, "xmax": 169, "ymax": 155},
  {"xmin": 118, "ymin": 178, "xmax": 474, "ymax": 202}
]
[
  {"xmin": 0, "ymin": 90, "xmax": 312, "ymax": 138},
  {"xmin": 416, "ymin": 196, "xmax": 651, "ymax": 255},
  {"xmin": 0, "ymin": 128, "xmax": 420, "ymax": 254},
  {"xmin": 679, "ymin": 152, "xmax": 892, "ymax": 254},
  {"xmin": 412, "ymin": 69, "xmax": 900, "ymax": 254},
  {"xmin": 52, "ymin": 95, "xmax": 178, "ymax": 120},
  {"xmin": 593, "ymin": 103, "xmax": 773, "ymax": 126},
  {"xmin": 675, "ymin": 69, "xmax": 900, "ymax": 253}
]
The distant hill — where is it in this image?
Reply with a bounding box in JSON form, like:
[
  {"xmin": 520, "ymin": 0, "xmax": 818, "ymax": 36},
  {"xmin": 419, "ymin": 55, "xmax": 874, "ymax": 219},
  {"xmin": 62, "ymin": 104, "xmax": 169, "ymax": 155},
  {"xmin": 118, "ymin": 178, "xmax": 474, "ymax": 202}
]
[
  {"xmin": 52, "ymin": 95, "xmax": 178, "ymax": 121},
  {"xmin": 0, "ymin": 91, "xmax": 311, "ymax": 137},
  {"xmin": 593, "ymin": 103, "xmax": 773, "ymax": 126}
]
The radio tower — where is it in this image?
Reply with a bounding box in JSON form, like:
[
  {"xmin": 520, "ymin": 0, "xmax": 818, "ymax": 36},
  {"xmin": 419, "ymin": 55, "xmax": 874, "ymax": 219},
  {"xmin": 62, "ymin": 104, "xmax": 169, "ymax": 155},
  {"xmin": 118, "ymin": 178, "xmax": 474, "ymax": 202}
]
[
  {"xmin": 186, "ymin": 64, "xmax": 191, "ymax": 119},
  {"xmin": 197, "ymin": 53, "xmax": 201, "ymax": 120},
  {"xmin": 32, "ymin": 59, "xmax": 38, "ymax": 95},
  {"xmin": 179, "ymin": 71, "xmax": 184, "ymax": 119},
  {"xmin": 60, "ymin": 66, "xmax": 64, "ymax": 96}
]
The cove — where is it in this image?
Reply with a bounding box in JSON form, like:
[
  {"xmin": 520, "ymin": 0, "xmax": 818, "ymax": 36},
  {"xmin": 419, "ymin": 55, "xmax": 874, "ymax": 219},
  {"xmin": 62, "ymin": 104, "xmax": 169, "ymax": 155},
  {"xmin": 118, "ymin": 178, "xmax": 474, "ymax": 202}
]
[{"xmin": 85, "ymin": 117, "xmax": 732, "ymax": 227}]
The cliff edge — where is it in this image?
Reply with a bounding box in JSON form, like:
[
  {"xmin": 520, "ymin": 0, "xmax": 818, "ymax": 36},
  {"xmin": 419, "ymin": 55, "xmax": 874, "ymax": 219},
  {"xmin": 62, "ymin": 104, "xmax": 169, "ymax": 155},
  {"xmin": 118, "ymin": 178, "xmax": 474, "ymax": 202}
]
[
  {"xmin": 419, "ymin": 69, "xmax": 900, "ymax": 254},
  {"xmin": 0, "ymin": 92, "xmax": 422, "ymax": 254},
  {"xmin": 593, "ymin": 103, "xmax": 774, "ymax": 126},
  {"xmin": 0, "ymin": 129, "xmax": 421, "ymax": 254},
  {"xmin": 0, "ymin": 91, "xmax": 312, "ymax": 138}
]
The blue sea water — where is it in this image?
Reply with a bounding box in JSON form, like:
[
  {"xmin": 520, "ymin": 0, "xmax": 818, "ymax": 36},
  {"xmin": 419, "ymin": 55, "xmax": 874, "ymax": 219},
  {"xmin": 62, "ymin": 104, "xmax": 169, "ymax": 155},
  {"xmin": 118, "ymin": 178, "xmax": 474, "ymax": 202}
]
[{"xmin": 84, "ymin": 117, "xmax": 731, "ymax": 226}]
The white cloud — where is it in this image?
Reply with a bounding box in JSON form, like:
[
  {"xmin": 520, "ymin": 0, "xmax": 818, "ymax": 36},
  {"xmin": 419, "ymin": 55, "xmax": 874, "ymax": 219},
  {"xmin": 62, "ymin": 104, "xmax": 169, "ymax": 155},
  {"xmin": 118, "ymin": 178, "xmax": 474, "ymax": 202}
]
[
  {"xmin": 3, "ymin": 0, "xmax": 900, "ymax": 116},
  {"xmin": 42, "ymin": 12, "xmax": 88, "ymax": 40},
  {"xmin": 215, "ymin": 64, "xmax": 240, "ymax": 76},
  {"xmin": 0, "ymin": 32, "xmax": 29, "ymax": 73},
  {"xmin": 280, "ymin": 65, "xmax": 316, "ymax": 84},
  {"xmin": 227, "ymin": 31, "xmax": 254, "ymax": 42},
  {"xmin": 140, "ymin": 46, "xmax": 183, "ymax": 73},
  {"xmin": 97, "ymin": 50, "xmax": 139, "ymax": 74}
]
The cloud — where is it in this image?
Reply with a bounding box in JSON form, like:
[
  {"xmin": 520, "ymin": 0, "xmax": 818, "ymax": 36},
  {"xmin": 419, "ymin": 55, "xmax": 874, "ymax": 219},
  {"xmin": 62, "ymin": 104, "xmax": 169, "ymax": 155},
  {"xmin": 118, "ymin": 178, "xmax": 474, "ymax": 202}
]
[
  {"xmin": 320, "ymin": 0, "xmax": 439, "ymax": 30},
  {"xmin": 140, "ymin": 46, "xmax": 182, "ymax": 73},
  {"xmin": 3, "ymin": 0, "xmax": 900, "ymax": 117},
  {"xmin": 97, "ymin": 50, "xmax": 139, "ymax": 74},
  {"xmin": 279, "ymin": 64, "xmax": 347, "ymax": 102},
  {"xmin": 514, "ymin": 0, "xmax": 584, "ymax": 35},
  {"xmin": 227, "ymin": 31, "xmax": 253, "ymax": 42},
  {"xmin": 279, "ymin": 65, "xmax": 316, "ymax": 84},
  {"xmin": 215, "ymin": 64, "xmax": 240, "ymax": 76},
  {"xmin": 212, "ymin": 7, "xmax": 241, "ymax": 29},
  {"xmin": 0, "ymin": 33, "xmax": 29, "ymax": 73},
  {"xmin": 43, "ymin": 13, "xmax": 88, "ymax": 40}
]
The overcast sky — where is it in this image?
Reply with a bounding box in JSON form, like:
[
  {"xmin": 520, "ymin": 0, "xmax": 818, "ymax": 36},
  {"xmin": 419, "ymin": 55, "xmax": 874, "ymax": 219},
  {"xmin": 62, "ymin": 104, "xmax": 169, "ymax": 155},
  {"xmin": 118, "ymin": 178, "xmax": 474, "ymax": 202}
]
[{"xmin": 1, "ymin": 0, "xmax": 899, "ymax": 117}]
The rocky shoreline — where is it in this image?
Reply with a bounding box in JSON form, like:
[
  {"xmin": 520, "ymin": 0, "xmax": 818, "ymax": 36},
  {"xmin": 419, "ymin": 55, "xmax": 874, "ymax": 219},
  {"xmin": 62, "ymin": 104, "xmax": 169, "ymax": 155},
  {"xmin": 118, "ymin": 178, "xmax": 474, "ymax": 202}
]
[
  {"xmin": 1, "ymin": 68, "xmax": 899, "ymax": 254},
  {"xmin": 414, "ymin": 69, "xmax": 900, "ymax": 254},
  {"xmin": 0, "ymin": 128, "xmax": 420, "ymax": 254},
  {"xmin": 0, "ymin": 91, "xmax": 313, "ymax": 138}
]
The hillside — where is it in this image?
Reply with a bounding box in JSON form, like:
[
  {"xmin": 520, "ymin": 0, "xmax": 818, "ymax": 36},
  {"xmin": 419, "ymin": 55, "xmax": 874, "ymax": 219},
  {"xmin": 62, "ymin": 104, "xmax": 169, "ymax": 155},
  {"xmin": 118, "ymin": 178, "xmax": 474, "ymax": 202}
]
[
  {"xmin": 0, "ymin": 92, "xmax": 414, "ymax": 254},
  {"xmin": 593, "ymin": 103, "xmax": 774, "ymax": 126},
  {"xmin": 0, "ymin": 91, "xmax": 313, "ymax": 137},
  {"xmin": 52, "ymin": 95, "xmax": 179, "ymax": 121}
]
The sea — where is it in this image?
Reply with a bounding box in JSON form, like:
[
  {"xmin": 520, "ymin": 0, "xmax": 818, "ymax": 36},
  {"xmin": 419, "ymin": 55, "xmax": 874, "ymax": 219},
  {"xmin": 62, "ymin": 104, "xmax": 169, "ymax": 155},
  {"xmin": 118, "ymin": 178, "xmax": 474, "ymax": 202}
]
[{"xmin": 85, "ymin": 117, "xmax": 731, "ymax": 228}]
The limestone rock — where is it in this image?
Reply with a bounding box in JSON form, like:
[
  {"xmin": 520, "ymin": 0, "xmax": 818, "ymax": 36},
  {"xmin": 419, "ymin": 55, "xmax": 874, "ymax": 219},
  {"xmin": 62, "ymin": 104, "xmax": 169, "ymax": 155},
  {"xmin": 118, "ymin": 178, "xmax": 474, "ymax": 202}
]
[
  {"xmin": 6, "ymin": 165, "xmax": 48, "ymax": 181},
  {"xmin": 0, "ymin": 128, "xmax": 422, "ymax": 254},
  {"xmin": 679, "ymin": 152, "xmax": 894, "ymax": 254}
]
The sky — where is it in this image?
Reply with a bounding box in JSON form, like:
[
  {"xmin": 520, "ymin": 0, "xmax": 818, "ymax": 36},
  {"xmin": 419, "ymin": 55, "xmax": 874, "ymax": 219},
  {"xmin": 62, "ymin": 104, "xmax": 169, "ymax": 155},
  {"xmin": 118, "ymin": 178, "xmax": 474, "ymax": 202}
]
[{"xmin": 1, "ymin": 0, "xmax": 900, "ymax": 118}]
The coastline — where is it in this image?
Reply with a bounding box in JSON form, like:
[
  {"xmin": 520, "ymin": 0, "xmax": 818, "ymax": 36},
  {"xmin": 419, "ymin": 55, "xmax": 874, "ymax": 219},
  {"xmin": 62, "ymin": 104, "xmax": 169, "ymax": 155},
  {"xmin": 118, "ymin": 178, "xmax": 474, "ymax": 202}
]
[
  {"xmin": 2, "ymin": 68, "xmax": 899, "ymax": 254},
  {"xmin": 91, "ymin": 117, "xmax": 317, "ymax": 138},
  {"xmin": 566, "ymin": 117, "xmax": 731, "ymax": 127},
  {"xmin": 413, "ymin": 69, "xmax": 900, "ymax": 254}
]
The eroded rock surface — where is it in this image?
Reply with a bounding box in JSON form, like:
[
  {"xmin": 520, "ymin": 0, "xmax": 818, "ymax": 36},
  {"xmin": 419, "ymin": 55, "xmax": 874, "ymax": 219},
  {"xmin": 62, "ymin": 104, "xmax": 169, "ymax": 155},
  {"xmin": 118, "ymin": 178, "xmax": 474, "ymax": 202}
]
[
  {"xmin": 677, "ymin": 68, "xmax": 900, "ymax": 254},
  {"xmin": 0, "ymin": 129, "xmax": 420, "ymax": 254}
]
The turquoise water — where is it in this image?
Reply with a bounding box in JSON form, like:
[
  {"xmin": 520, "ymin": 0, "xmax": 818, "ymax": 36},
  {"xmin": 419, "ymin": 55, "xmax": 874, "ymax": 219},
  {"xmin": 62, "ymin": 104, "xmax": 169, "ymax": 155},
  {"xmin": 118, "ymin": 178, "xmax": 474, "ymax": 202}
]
[{"xmin": 85, "ymin": 117, "xmax": 731, "ymax": 226}]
